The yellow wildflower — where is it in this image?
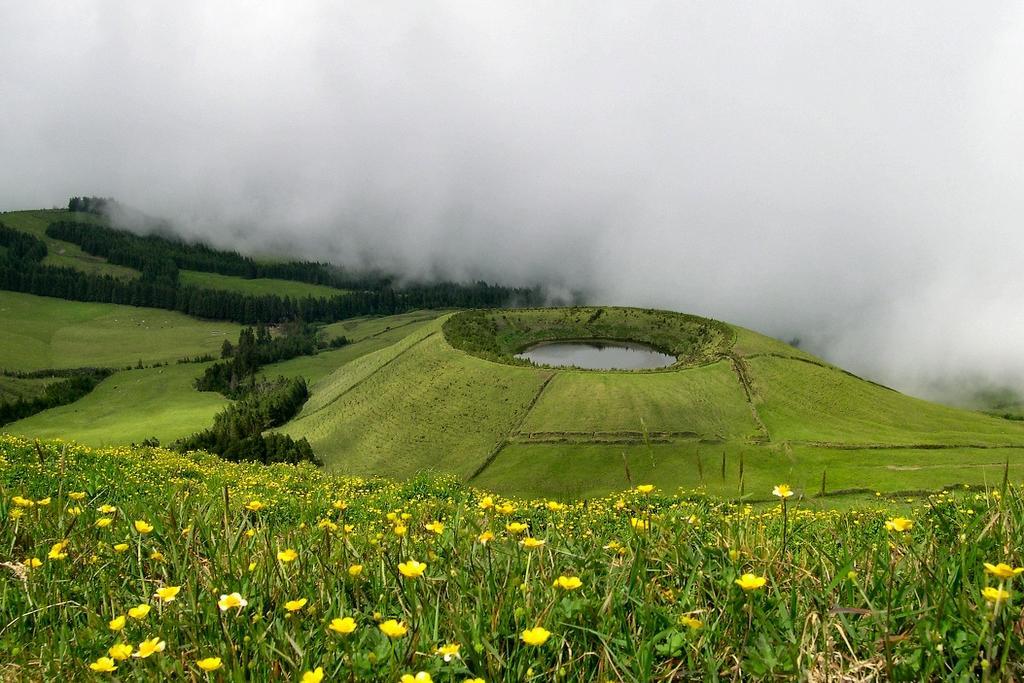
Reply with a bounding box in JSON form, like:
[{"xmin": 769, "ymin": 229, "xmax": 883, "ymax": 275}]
[
  {"xmin": 521, "ymin": 626, "xmax": 552, "ymax": 646},
  {"xmin": 680, "ymin": 615, "xmax": 703, "ymax": 629},
  {"xmin": 885, "ymin": 517, "xmax": 913, "ymax": 532},
  {"xmin": 98, "ymin": 504, "xmax": 117, "ymax": 514},
  {"xmin": 133, "ymin": 637, "xmax": 166, "ymax": 658},
  {"xmin": 425, "ymin": 521, "xmax": 445, "ymax": 534},
  {"xmin": 128, "ymin": 604, "xmax": 151, "ymax": 619},
  {"xmin": 149, "ymin": 550, "xmax": 165, "ymax": 562},
  {"xmin": 478, "ymin": 531, "xmax": 495, "ymax": 544},
  {"xmin": 277, "ymin": 548, "xmax": 298, "ymax": 562},
  {"xmin": 96, "ymin": 517, "xmax": 113, "ymax": 528},
  {"xmin": 629, "ymin": 517, "xmax": 650, "ymax": 532},
  {"xmin": 521, "ymin": 537, "xmax": 546, "ymax": 549},
  {"xmin": 772, "ymin": 484, "xmax": 794, "ymax": 499},
  {"xmin": 436, "ymin": 643, "xmax": 461, "ymax": 661},
  {"xmin": 546, "ymin": 501, "xmax": 566, "ymax": 512},
  {"xmin": 393, "ymin": 524, "xmax": 408, "ymax": 536},
  {"xmin": 155, "ymin": 586, "xmax": 181, "ymax": 602},
  {"xmin": 553, "ymin": 575, "xmax": 583, "ymax": 590},
  {"xmin": 329, "ymin": 616, "xmax": 357, "ymax": 635},
  {"xmin": 218, "ymin": 592, "xmax": 248, "ymax": 611},
  {"xmin": 11, "ymin": 495, "xmax": 34, "ymax": 508},
  {"xmin": 478, "ymin": 496, "xmax": 494, "ymax": 510},
  {"xmin": 109, "ymin": 615, "xmax": 126, "ymax": 631},
  {"xmin": 984, "ymin": 563, "xmax": 1024, "ymax": 580},
  {"xmin": 348, "ymin": 564, "xmax": 363, "ymax": 577},
  {"xmin": 982, "ymin": 586, "xmax": 1011, "ymax": 603},
  {"xmin": 333, "ymin": 499, "xmax": 348, "ymax": 510},
  {"xmin": 48, "ymin": 541, "xmax": 68, "ymax": 560},
  {"xmin": 89, "ymin": 657, "xmax": 117, "ymax": 673},
  {"xmin": 69, "ymin": 491, "xmax": 87, "ymax": 501},
  {"xmin": 23, "ymin": 557, "xmax": 42, "ymax": 569},
  {"xmin": 302, "ymin": 668, "xmax": 325, "ymax": 683},
  {"xmin": 635, "ymin": 484, "xmax": 655, "ymax": 494},
  {"xmin": 735, "ymin": 573, "xmax": 767, "ymax": 591},
  {"xmin": 134, "ymin": 520, "xmax": 154, "ymax": 534},
  {"xmin": 506, "ymin": 522, "xmax": 528, "ymax": 534},
  {"xmin": 197, "ymin": 657, "xmax": 222, "ymax": 671},
  {"xmin": 285, "ymin": 598, "xmax": 308, "ymax": 612},
  {"xmin": 244, "ymin": 500, "xmax": 265, "ymax": 512},
  {"xmin": 317, "ymin": 519, "xmax": 338, "ymax": 532},
  {"xmin": 398, "ymin": 559, "xmax": 427, "ymax": 579},
  {"xmin": 379, "ymin": 619, "xmax": 408, "ymax": 638},
  {"xmin": 108, "ymin": 643, "xmax": 133, "ymax": 661},
  {"xmin": 401, "ymin": 673, "xmax": 434, "ymax": 683}
]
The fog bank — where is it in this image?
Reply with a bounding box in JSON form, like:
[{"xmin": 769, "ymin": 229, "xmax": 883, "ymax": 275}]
[{"xmin": 3, "ymin": 1, "xmax": 1023, "ymax": 400}]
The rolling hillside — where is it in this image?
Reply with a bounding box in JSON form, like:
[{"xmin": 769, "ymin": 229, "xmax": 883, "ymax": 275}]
[{"xmin": 283, "ymin": 309, "xmax": 1024, "ymax": 499}]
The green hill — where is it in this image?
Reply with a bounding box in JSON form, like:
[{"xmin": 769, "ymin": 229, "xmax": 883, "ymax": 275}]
[
  {"xmin": 0, "ymin": 290, "xmax": 239, "ymax": 370},
  {"xmin": 283, "ymin": 307, "xmax": 1024, "ymax": 499}
]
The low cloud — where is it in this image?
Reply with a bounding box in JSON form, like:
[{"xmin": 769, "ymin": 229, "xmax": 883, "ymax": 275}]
[{"xmin": 3, "ymin": 1, "xmax": 1024, "ymax": 401}]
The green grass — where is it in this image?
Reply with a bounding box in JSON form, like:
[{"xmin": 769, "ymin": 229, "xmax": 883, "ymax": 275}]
[
  {"xmin": 1, "ymin": 310, "xmax": 445, "ymax": 446},
  {"xmin": 748, "ymin": 355, "xmax": 1024, "ymax": 446},
  {"xmin": 285, "ymin": 321, "xmax": 552, "ymax": 479},
  {"xmin": 179, "ymin": 269, "xmax": 348, "ymax": 299},
  {"xmin": 321, "ymin": 310, "xmax": 450, "ymax": 343},
  {"xmin": 0, "ymin": 291, "xmax": 241, "ymax": 371},
  {"xmin": 261, "ymin": 312, "xmax": 445, "ymax": 386},
  {"xmin": 519, "ymin": 360, "xmax": 756, "ymax": 438},
  {"xmin": 0, "ymin": 209, "xmax": 139, "ymax": 279},
  {"xmin": 277, "ymin": 308, "xmax": 1024, "ymax": 501},
  {"xmin": 3, "ymin": 363, "xmax": 228, "ymax": 445},
  {"xmin": 474, "ymin": 440, "xmax": 1024, "ymax": 500},
  {"xmin": 3, "ymin": 436, "xmax": 1024, "ymax": 679}
]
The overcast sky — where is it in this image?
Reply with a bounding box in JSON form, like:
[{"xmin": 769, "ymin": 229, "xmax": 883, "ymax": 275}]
[{"xmin": 3, "ymin": 2, "xmax": 1023, "ymax": 400}]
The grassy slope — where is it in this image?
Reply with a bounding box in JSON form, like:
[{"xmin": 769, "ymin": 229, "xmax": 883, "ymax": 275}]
[
  {"xmin": 284, "ymin": 320, "xmax": 552, "ymax": 479},
  {"xmin": 4, "ymin": 363, "xmax": 228, "ymax": 445},
  {"xmin": 520, "ymin": 360, "xmax": 756, "ymax": 438},
  {"xmin": 748, "ymin": 355, "xmax": 1024, "ymax": 445},
  {"xmin": 6, "ymin": 436, "xmax": 1023, "ymax": 679},
  {"xmin": 473, "ymin": 441, "xmax": 1024, "ymax": 500},
  {"xmin": 3, "ymin": 310, "xmax": 446, "ymax": 446},
  {"xmin": 0, "ymin": 209, "xmax": 139, "ymax": 279},
  {"xmin": 281, "ymin": 315, "xmax": 1024, "ymax": 500},
  {"xmin": 321, "ymin": 310, "xmax": 450, "ymax": 343},
  {"xmin": 0, "ymin": 290, "xmax": 240, "ymax": 371},
  {"xmin": 179, "ymin": 269, "xmax": 347, "ymax": 299}
]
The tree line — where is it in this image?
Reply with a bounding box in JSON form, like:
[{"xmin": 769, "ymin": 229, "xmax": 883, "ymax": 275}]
[
  {"xmin": 50, "ymin": 217, "xmax": 384, "ymax": 290},
  {"xmin": 0, "ymin": 369, "xmax": 113, "ymax": 427},
  {"xmin": 0, "ymin": 219, "xmax": 542, "ymax": 325}
]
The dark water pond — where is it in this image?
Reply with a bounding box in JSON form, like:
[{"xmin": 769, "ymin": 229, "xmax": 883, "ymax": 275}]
[{"xmin": 515, "ymin": 341, "xmax": 676, "ymax": 370}]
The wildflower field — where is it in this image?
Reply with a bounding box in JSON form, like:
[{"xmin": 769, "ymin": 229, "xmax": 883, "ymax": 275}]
[{"xmin": 1, "ymin": 435, "xmax": 1023, "ymax": 680}]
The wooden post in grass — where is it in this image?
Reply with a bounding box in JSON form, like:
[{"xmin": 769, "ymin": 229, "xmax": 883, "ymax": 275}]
[
  {"xmin": 820, "ymin": 469, "xmax": 827, "ymax": 497},
  {"xmin": 721, "ymin": 450, "xmax": 726, "ymax": 481},
  {"xmin": 696, "ymin": 448, "xmax": 704, "ymax": 485},
  {"xmin": 739, "ymin": 451, "xmax": 745, "ymax": 496}
]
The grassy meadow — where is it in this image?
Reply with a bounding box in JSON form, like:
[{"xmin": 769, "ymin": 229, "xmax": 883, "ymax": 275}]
[
  {"xmin": 0, "ymin": 291, "xmax": 240, "ymax": 371},
  {"xmin": 1, "ymin": 306, "xmax": 446, "ymax": 447},
  {"xmin": 179, "ymin": 270, "xmax": 348, "ymax": 299},
  {"xmin": 2, "ymin": 435, "xmax": 1023, "ymax": 680},
  {"xmin": 3, "ymin": 364, "xmax": 230, "ymax": 446}
]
